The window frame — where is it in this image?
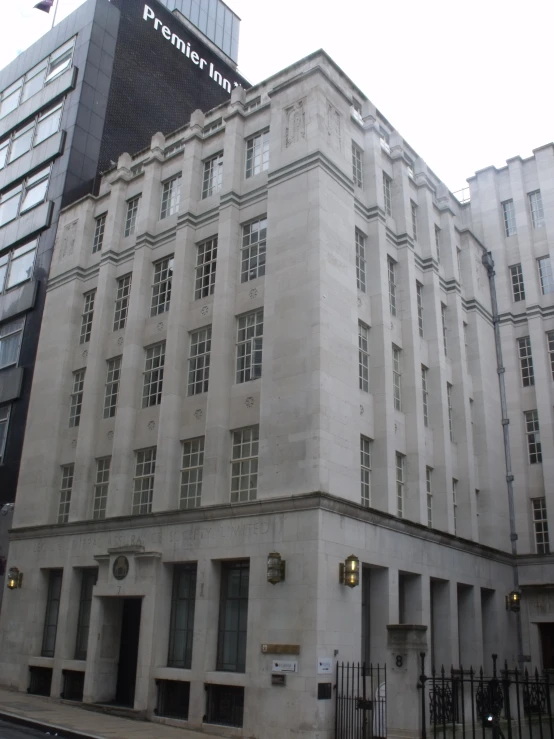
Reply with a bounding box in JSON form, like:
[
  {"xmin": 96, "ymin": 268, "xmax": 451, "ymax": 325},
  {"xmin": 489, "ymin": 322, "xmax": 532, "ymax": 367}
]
[
  {"xmin": 236, "ymin": 309, "xmax": 263, "ymax": 384},
  {"xmin": 352, "ymin": 142, "xmax": 363, "ymax": 188},
  {"xmin": 0, "ymin": 405, "xmax": 10, "ymax": 464},
  {"xmin": 517, "ymin": 336, "xmax": 535, "ymax": 387},
  {"xmin": 58, "ymin": 463, "xmax": 74, "ymax": 523},
  {"xmin": 124, "ymin": 196, "xmax": 140, "ymax": 238},
  {"xmin": 447, "ymin": 382, "xmax": 453, "ymax": 441},
  {"xmin": 113, "ymin": 274, "xmax": 132, "ymax": 331},
  {"xmin": 92, "ymin": 213, "xmax": 106, "ymax": 254},
  {"xmin": 142, "ymin": 342, "xmax": 165, "ymax": 408},
  {"xmin": 422, "ymin": 365, "xmax": 429, "ymax": 427},
  {"xmin": 416, "ymin": 282, "xmax": 424, "ymax": 337},
  {"xmin": 103, "ymin": 357, "xmax": 121, "ymax": 419},
  {"xmin": 92, "ymin": 457, "xmax": 110, "ymax": 520},
  {"xmin": 441, "ymin": 304, "xmax": 448, "ymax": 356},
  {"xmin": 69, "ymin": 369, "xmax": 85, "ymax": 428},
  {"xmin": 74, "ymin": 569, "xmax": 97, "ymax": 660},
  {"xmin": 532, "ymin": 498, "xmax": 550, "ymax": 554},
  {"xmin": 528, "ymin": 190, "xmax": 544, "ymax": 229},
  {"xmin": 392, "ymin": 345, "xmax": 401, "ymax": 411},
  {"xmin": 411, "ymin": 200, "xmax": 418, "ymax": 241},
  {"xmin": 187, "ymin": 326, "xmax": 211, "ymax": 396},
  {"xmin": 0, "ymin": 316, "xmax": 25, "ymax": 370},
  {"xmin": 426, "ymin": 467, "xmax": 433, "ymax": 528},
  {"xmin": 510, "ymin": 264, "xmax": 525, "ymax": 302},
  {"xmin": 358, "ymin": 321, "xmax": 369, "ymax": 392},
  {"xmin": 524, "ymin": 410, "xmax": 542, "ymax": 464},
  {"xmin": 388, "ymin": 257, "xmax": 397, "ymax": 316},
  {"xmin": 160, "ymin": 174, "xmax": 182, "ymax": 219},
  {"xmin": 547, "ymin": 331, "xmax": 554, "ymax": 381},
  {"xmin": 231, "ymin": 426, "xmax": 259, "ymax": 503},
  {"xmin": 355, "ymin": 229, "xmax": 366, "ymax": 293},
  {"xmin": 195, "ymin": 237, "xmax": 218, "ymax": 300},
  {"xmin": 150, "ymin": 257, "xmax": 173, "ymax": 316},
  {"xmin": 180, "ymin": 437, "xmax": 205, "ymax": 509},
  {"xmin": 0, "ymin": 239, "xmax": 38, "ymax": 294},
  {"xmin": 41, "ymin": 569, "xmax": 63, "ymax": 657},
  {"xmin": 502, "ymin": 199, "xmax": 516, "ymax": 237},
  {"xmin": 360, "ymin": 435, "xmax": 371, "ymax": 507},
  {"xmin": 202, "ymin": 152, "xmax": 223, "ymax": 199},
  {"xmin": 168, "ymin": 564, "xmax": 198, "ymax": 668},
  {"xmin": 216, "ymin": 560, "xmax": 249, "ymax": 673},
  {"xmin": 132, "ymin": 447, "xmax": 156, "ymax": 515},
  {"xmin": 240, "ymin": 217, "xmax": 267, "ymax": 283},
  {"xmin": 396, "ymin": 453, "xmax": 404, "ymax": 518},
  {"xmin": 537, "ymin": 256, "xmax": 554, "ymax": 295},
  {"xmin": 79, "ymin": 290, "xmax": 95, "ymax": 344},
  {"xmin": 383, "ymin": 173, "xmax": 392, "ymax": 216},
  {"xmin": 245, "ymin": 130, "xmax": 269, "ymax": 179}
]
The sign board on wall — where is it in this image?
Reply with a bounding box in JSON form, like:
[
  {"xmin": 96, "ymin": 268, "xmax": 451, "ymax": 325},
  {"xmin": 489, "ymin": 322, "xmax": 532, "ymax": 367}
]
[
  {"xmin": 318, "ymin": 658, "xmax": 333, "ymax": 674},
  {"xmin": 272, "ymin": 660, "xmax": 298, "ymax": 674}
]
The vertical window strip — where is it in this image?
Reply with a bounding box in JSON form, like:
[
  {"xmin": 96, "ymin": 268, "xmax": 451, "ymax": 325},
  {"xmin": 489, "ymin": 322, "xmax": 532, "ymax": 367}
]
[
  {"xmin": 517, "ymin": 336, "xmax": 535, "ymax": 387},
  {"xmin": 532, "ymin": 498, "xmax": 550, "ymax": 554},
  {"xmin": 529, "ymin": 190, "xmax": 544, "ymax": 229},
  {"xmin": 180, "ymin": 437, "xmax": 204, "ymax": 509},
  {"xmin": 79, "ymin": 291, "xmax": 95, "ymax": 344},
  {"xmin": 426, "ymin": 467, "xmax": 432, "ymax": 527},
  {"xmin": 74, "ymin": 569, "xmax": 97, "ymax": 660},
  {"xmin": 360, "ymin": 436, "xmax": 371, "ymax": 506},
  {"xmin": 0, "ymin": 405, "xmax": 10, "ymax": 464},
  {"xmin": 245, "ymin": 130, "xmax": 269, "ymax": 178},
  {"xmin": 452, "ymin": 479, "xmax": 458, "ymax": 535},
  {"xmin": 160, "ymin": 174, "xmax": 182, "ymax": 219},
  {"xmin": 133, "ymin": 447, "xmax": 156, "ymax": 514},
  {"xmin": 195, "ymin": 237, "xmax": 217, "ymax": 299},
  {"xmin": 69, "ymin": 369, "xmax": 85, "ymax": 428},
  {"xmin": 396, "ymin": 453, "xmax": 404, "ymax": 518},
  {"xmin": 422, "ymin": 366, "xmax": 429, "ymax": 427},
  {"xmin": 525, "ymin": 410, "xmax": 542, "ymax": 464},
  {"xmin": 355, "ymin": 229, "xmax": 366, "ymax": 292},
  {"xmin": 502, "ymin": 200, "xmax": 516, "ymax": 237},
  {"xmin": 435, "ymin": 226, "xmax": 441, "ymax": 264},
  {"xmin": 441, "ymin": 304, "xmax": 447, "ymax": 356},
  {"xmin": 241, "ymin": 217, "xmax": 267, "ymax": 283},
  {"xmin": 388, "ymin": 257, "xmax": 397, "ymax": 316},
  {"xmin": 202, "ymin": 152, "xmax": 223, "ymax": 198},
  {"xmin": 124, "ymin": 196, "xmax": 140, "ymax": 237},
  {"xmin": 537, "ymin": 256, "xmax": 554, "ymax": 295},
  {"xmin": 188, "ymin": 327, "xmax": 211, "ymax": 396},
  {"xmin": 393, "ymin": 345, "xmax": 401, "ymax": 411},
  {"xmin": 547, "ymin": 331, "xmax": 554, "ymax": 380},
  {"xmin": 236, "ymin": 309, "xmax": 263, "ymax": 383},
  {"xmin": 231, "ymin": 426, "xmax": 259, "ymax": 503},
  {"xmin": 151, "ymin": 257, "xmax": 173, "ymax": 316},
  {"xmin": 142, "ymin": 343, "xmax": 165, "ymax": 407},
  {"xmin": 352, "ymin": 143, "xmax": 363, "ymax": 187},
  {"xmin": 41, "ymin": 570, "xmax": 62, "ymax": 657},
  {"xmin": 411, "ymin": 201, "xmax": 418, "ymax": 241},
  {"xmin": 510, "ymin": 264, "xmax": 525, "ymax": 302},
  {"xmin": 358, "ymin": 322, "xmax": 369, "ymax": 392},
  {"xmin": 113, "ymin": 274, "xmax": 131, "ymax": 330},
  {"xmin": 58, "ymin": 464, "xmax": 74, "ymax": 523},
  {"xmin": 168, "ymin": 565, "xmax": 197, "ymax": 667},
  {"xmin": 416, "ymin": 282, "xmax": 424, "ymax": 337},
  {"xmin": 103, "ymin": 357, "xmax": 121, "ymax": 418},
  {"xmin": 383, "ymin": 173, "xmax": 392, "ymax": 216},
  {"xmin": 217, "ymin": 561, "xmax": 249, "ymax": 672},
  {"xmin": 93, "ymin": 457, "xmax": 110, "ymax": 519},
  {"xmin": 447, "ymin": 383, "xmax": 453, "ymax": 441},
  {"xmin": 92, "ymin": 214, "xmax": 106, "ymax": 253}
]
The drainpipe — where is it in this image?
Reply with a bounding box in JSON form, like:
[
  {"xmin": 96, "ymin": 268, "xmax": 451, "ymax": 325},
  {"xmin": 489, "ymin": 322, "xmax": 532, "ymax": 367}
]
[{"xmin": 482, "ymin": 252, "xmax": 524, "ymax": 670}]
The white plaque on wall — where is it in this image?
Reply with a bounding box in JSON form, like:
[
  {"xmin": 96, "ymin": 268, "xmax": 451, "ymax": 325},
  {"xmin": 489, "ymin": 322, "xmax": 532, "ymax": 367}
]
[
  {"xmin": 318, "ymin": 658, "xmax": 333, "ymax": 674},
  {"xmin": 272, "ymin": 660, "xmax": 298, "ymax": 673}
]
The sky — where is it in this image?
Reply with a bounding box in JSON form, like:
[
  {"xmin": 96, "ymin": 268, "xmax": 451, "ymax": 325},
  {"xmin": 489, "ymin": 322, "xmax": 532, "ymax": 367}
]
[{"xmin": 1, "ymin": 0, "xmax": 552, "ymax": 194}]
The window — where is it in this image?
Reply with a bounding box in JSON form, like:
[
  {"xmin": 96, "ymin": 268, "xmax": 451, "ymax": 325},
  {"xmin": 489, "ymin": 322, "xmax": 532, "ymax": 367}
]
[
  {"xmin": 151, "ymin": 257, "xmax": 173, "ymax": 316},
  {"xmin": 168, "ymin": 565, "xmax": 197, "ymax": 668},
  {"xmin": 0, "ymin": 79, "xmax": 23, "ymax": 119},
  {"xmin": 92, "ymin": 214, "xmax": 106, "ymax": 254},
  {"xmin": 502, "ymin": 200, "xmax": 516, "ymax": 237},
  {"xmin": 416, "ymin": 282, "xmax": 424, "ymax": 337},
  {"xmin": 231, "ymin": 426, "xmax": 259, "ymax": 503},
  {"xmin": 69, "ymin": 370, "xmax": 85, "ymax": 428},
  {"xmin": 360, "ymin": 436, "xmax": 371, "ymax": 507},
  {"xmin": 133, "ymin": 447, "xmax": 156, "ymax": 515},
  {"xmin": 358, "ymin": 322, "xmax": 369, "ymax": 392},
  {"xmin": 124, "ymin": 196, "xmax": 140, "ymax": 237},
  {"xmin": 388, "ymin": 257, "xmax": 397, "ymax": 316},
  {"xmin": 426, "ymin": 467, "xmax": 433, "ymax": 527},
  {"xmin": 532, "ymin": 498, "xmax": 550, "ymax": 554},
  {"xmin": 392, "ymin": 345, "xmax": 401, "ymax": 411},
  {"xmin": 525, "ymin": 410, "xmax": 542, "ymax": 464},
  {"xmin": 92, "ymin": 457, "xmax": 110, "ymax": 520},
  {"xmin": 547, "ymin": 332, "xmax": 554, "ymax": 380},
  {"xmin": 510, "ymin": 264, "xmax": 525, "ymax": 302},
  {"xmin": 79, "ymin": 291, "xmax": 95, "ymax": 344},
  {"xmin": 355, "ymin": 229, "xmax": 366, "ymax": 292},
  {"xmin": 0, "ymin": 405, "xmax": 10, "ymax": 464},
  {"xmin": 188, "ymin": 327, "xmax": 211, "ymax": 396},
  {"xmin": 241, "ymin": 217, "xmax": 266, "ymax": 282},
  {"xmin": 160, "ymin": 174, "xmax": 181, "ymax": 219},
  {"xmin": 205, "ymin": 685, "xmax": 244, "ymax": 728},
  {"xmin": 217, "ymin": 561, "xmax": 249, "ymax": 672},
  {"xmin": 0, "ymin": 184, "xmax": 22, "ymax": 226},
  {"xmin": 456, "ymin": 248, "xmax": 462, "ymax": 281},
  {"xmin": 35, "ymin": 102, "xmax": 63, "ymax": 145},
  {"xmin": 537, "ymin": 256, "xmax": 554, "ymax": 295},
  {"xmin": 422, "ymin": 366, "xmax": 429, "ymax": 427},
  {"xmin": 447, "ymin": 383, "xmax": 453, "ymax": 441},
  {"xmin": 246, "ymin": 130, "xmax": 269, "ymax": 178},
  {"xmin": 103, "ymin": 357, "xmax": 121, "ymax": 418},
  {"xmin": 142, "ymin": 343, "xmax": 165, "ymax": 407},
  {"xmin": 411, "ymin": 201, "xmax": 418, "ymax": 241},
  {"xmin": 383, "ymin": 173, "xmax": 392, "ymax": 216},
  {"xmin": 1, "ymin": 101, "xmax": 64, "ymax": 158},
  {"xmin": 396, "ymin": 453, "xmax": 404, "ymax": 518},
  {"xmin": 352, "ymin": 143, "xmax": 363, "ymax": 187},
  {"xmin": 0, "ymin": 140, "xmax": 8, "ymax": 170},
  {"xmin": 164, "ymin": 139, "xmax": 184, "ymax": 158},
  {"xmin": 202, "ymin": 152, "xmax": 223, "ymax": 199},
  {"xmin": 195, "ymin": 237, "xmax": 217, "ymax": 299},
  {"xmin": 441, "ymin": 304, "xmax": 447, "ymax": 355},
  {"xmin": 0, "ymin": 239, "xmax": 38, "ymax": 292},
  {"xmin": 58, "ymin": 464, "xmax": 74, "ymax": 523},
  {"xmin": 452, "ymin": 479, "xmax": 458, "ymax": 535},
  {"xmin": 45, "ymin": 38, "xmax": 75, "ymax": 83},
  {"xmin": 22, "ymin": 61, "xmax": 48, "ymax": 103},
  {"xmin": 0, "ymin": 167, "xmax": 50, "ymax": 226},
  {"xmin": 435, "ymin": 226, "xmax": 441, "ymax": 264},
  {"xmin": 236, "ymin": 309, "xmax": 263, "ymax": 383},
  {"xmin": 8, "ymin": 122, "xmax": 34, "ymax": 163},
  {"xmin": 517, "ymin": 336, "xmax": 535, "ymax": 387},
  {"xmin": 41, "ymin": 570, "xmax": 63, "ymax": 657},
  {"xmin": 75, "ymin": 570, "xmax": 97, "ymax": 660},
  {"xmin": 180, "ymin": 437, "xmax": 204, "ymax": 509},
  {"xmin": 0, "ymin": 317, "xmax": 24, "ymax": 369},
  {"xmin": 529, "ymin": 190, "xmax": 544, "ymax": 229},
  {"xmin": 113, "ymin": 274, "xmax": 131, "ymax": 331}
]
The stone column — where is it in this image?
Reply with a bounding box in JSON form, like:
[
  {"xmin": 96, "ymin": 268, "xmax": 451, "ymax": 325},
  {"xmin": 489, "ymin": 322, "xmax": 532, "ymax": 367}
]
[{"xmin": 386, "ymin": 624, "xmax": 428, "ymax": 739}]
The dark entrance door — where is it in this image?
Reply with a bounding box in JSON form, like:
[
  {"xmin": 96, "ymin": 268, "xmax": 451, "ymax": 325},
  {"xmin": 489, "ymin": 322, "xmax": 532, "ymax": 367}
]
[
  {"xmin": 115, "ymin": 598, "xmax": 142, "ymax": 706},
  {"xmin": 539, "ymin": 622, "xmax": 554, "ymax": 669}
]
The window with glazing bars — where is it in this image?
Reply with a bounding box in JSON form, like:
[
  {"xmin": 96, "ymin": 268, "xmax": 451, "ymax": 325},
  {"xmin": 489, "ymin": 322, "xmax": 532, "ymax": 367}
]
[
  {"xmin": 41, "ymin": 570, "xmax": 62, "ymax": 657},
  {"xmin": 447, "ymin": 383, "xmax": 453, "ymax": 441},
  {"xmin": 396, "ymin": 453, "xmax": 404, "ymax": 518},
  {"xmin": 441, "ymin": 304, "xmax": 447, "ymax": 355},
  {"xmin": 0, "ymin": 316, "xmax": 24, "ymax": 370},
  {"xmin": 525, "ymin": 410, "xmax": 542, "ymax": 464},
  {"xmin": 392, "ymin": 345, "xmax": 401, "ymax": 411},
  {"xmin": 422, "ymin": 365, "xmax": 429, "ymax": 427},
  {"xmin": 510, "ymin": 264, "xmax": 525, "ymax": 302},
  {"xmin": 547, "ymin": 332, "xmax": 554, "ymax": 380},
  {"xmin": 388, "ymin": 257, "xmax": 397, "ymax": 316},
  {"xmin": 411, "ymin": 201, "xmax": 418, "ymax": 241},
  {"xmin": 69, "ymin": 369, "xmax": 85, "ymax": 428},
  {"xmin": 358, "ymin": 322, "xmax": 369, "ymax": 392},
  {"xmin": 231, "ymin": 426, "xmax": 258, "ymax": 503},
  {"xmin": 132, "ymin": 447, "xmax": 156, "ymax": 514},
  {"xmin": 241, "ymin": 218, "xmax": 266, "ymax": 282},
  {"xmin": 124, "ymin": 196, "xmax": 140, "ymax": 237},
  {"xmin": 452, "ymin": 479, "xmax": 458, "ymax": 535},
  {"xmin": 160, "ymin": 174, "xmax": 181, "ymax": 219},
  {"xmin": 246, "ymin": 130, "xmax": 269, "ymax": 178},
  {"xmin": 103, "ymin": 357, "xmax": 121, "ymax": 418},
  {"xmin": 360, "ymin": 436, "xmax": 371, "ymax": 507},
  {"xmin": 195, "ymin": 237, "xmax": 217, "ymax": 299},
  {"xmin": 236, "ymin": 310, "xmax": 263, "ymax": 383},
  {"xmin": 188, "ymin": 327, "xmax": 211, "ymax": 396},
  {"xmin": 92, "ymin": 457, "xmax": 110, "ymax": 520},
  {"xmin": 416, "ymin": 282, "xmax": 424, "ymax": 337},
  {"xmin": 528, "ymin": 190, "xmax": 544, "ymax": 228},
  {"xmin": 168, "ymin": 564, "xmax": 197, "ymax": 668},
  {"xmin": 383, "ymin": 173, "xmax": 392, "ymax": 216},
  {"xmin": 217, "ymin": 561, "xmax": 249, "ymax": 672},
  {"xmin": 79, "ymin": 291, "xmax": 95, "ymax": 344},
  {"xmin": 92, "ymin": 214, "xmax": 106, "ymax": 253},
  {"xmin": 142, "ymin": 343, "xmax": 165, "ymax": 407},
  {"xmin": 151, "ymin": 257, "xmax": 173, "ymax": 316},
  {"xmin": 532, "ymin": 498, "xmax": 550, "ymax": 554},
  {"xmin": 202, "ymin": 153, "xmax": 223, "ymax": 199},
  {"xmin": 518, "ymin": 336, "xmax": 535, "ymax": 387},
  {"xmin": 58, "ymin": 464, "xmax": 74, "ymax": 523},
  {"xmin": 426, "ymin": 467, "xmax": 432, "ymax": 527},
  {"xmin": 537, "ymin": 256, "xmax": 554, "ymax": 295},
  {"xmin": 352, "ymin": 143, "xmax": 363, "ymax": 187},
  {"xmin": 435, "ymin": 226, "xmax": 441, "ymax": 264},
  {"xmin": 180, "ymin": 437, "xmax": 204, "ymax": 509},
  {"xmin": 74, "ymin": 569, "xmax": 97, "ymax": 660},
  {"xmin": 502, "ymin": 200, "xmax": 516, "ymax": 237},
  {"xmin": 113, "ymin": 274, "xmax": 131, "ymax": 331},
  {"xmin": 356, "ymin": 229, "xmax": 366, "ymax": 292}
]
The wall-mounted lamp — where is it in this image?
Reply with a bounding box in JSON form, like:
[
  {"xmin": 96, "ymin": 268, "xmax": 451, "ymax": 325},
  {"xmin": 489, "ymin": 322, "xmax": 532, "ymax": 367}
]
[
  {"xmin": 505, "ymin": 590, "xmax": 521, "ymax": 612},
  {"xmin": 339, "ymin": 555, "xmax": 360, "ymax": 588},
  {"xmin": 267, "ymin": 552, "xmax": 286, "ymax": 584},
  {"xmin": 6, "ymin": 567, "xmax": 23, "ymax": 590}
]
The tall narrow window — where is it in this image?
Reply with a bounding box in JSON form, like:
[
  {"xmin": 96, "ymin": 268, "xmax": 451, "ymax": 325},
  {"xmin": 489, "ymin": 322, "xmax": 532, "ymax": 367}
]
[
  {"xmin": 411, "ymin": 201, "xmax": 418, "ymax": 241},
  {"xmin": 352, "ymin": 143, "xmax": 363, "ymax": 188},
  {"xmin": 92, "ymin": 214, "xmax": 106, "ymax": 253},
  {"xmin": 202, "ymin": 152, "xmax": 223, "ymax": 199},
  {"xmin": 510, "ymin": 264, "xmax": 525, "ymax": 302},
  {"xmin": 236, "ymin": 309, "xmax": 263, "ymax": 383},
  {"xmin": 142, "ymin": 343, "xmax": 165, "ymax": 407},
  {"xmin": 231, "ymin": 426, "xmax": 259, "ymax": 503},
  {"xmin": 103, "ymin": 357, "xmax": 121, "ymax": 419},
  {"xmin": 355, "ymin": 229, "xmax": 366, "ymax": 292},
  {"xmin": 0, "ymin": 317, "xmax": 24, "ymax": 370},
  {"xmin": 75, "ymin": 569, "xmax": 97, "ymax": 660},
  {"xmin": 517, "ymin": 336, "xmax": 535, "ymax": 387},
  {"xmin": 529, "ymin": 190, "xmax": 544, "ymax": 229},
  {"xmin": 79, "ymin": 291, "xmax": 95, "ymax": 344},
  {"xmin": 113, "ymin": 274, "xmax": 131, "ymax": 331},
  {"xmin": 393, "ymin": 345, "xmax": 401, "ymax": 411},
  {"xmin": 383, "ymin": 173, "xmax": 392, "ymax": 216},
  {"xmin": 0, "ymin": 405, "xmax": 10, "ymax": 464},
  {"xmin": 92, "ymin": 457, "xmax": 110, "ymax": 520},
  {"xmin": 188, "ymin": 327, "xmax": 211, "ymax": 396},
  {"xmin": 195, "ymin": 237, "xmax": 217, "ymax": 299},
  {"xmin": 525, "ymin": 410, "xmax": 542, "ymax": 464},
  {"xmin": 133, "ymin": 447, "xmax": 156, "ymax": 514},
  {"xmin": 502, "ymin": 200, "xmax": 516, "ymax": 237},
  {"xmin": 441, "ymin": 304, "xmax": 448, "ymax": 356},
  {"xmin": 41, "ymin": 570, "xmax": 62, "ymax": 657},
  {"xmin": 452, "ymin": 479, "xmax": 458, "ymax": 535},
  {"xmin": 547, "ymin": 332, "xmax": 554, "ymax": 380},
  {"xmin": 160, "ymin": 174, "xmax": 181, "ymax": 219},
  {"xmin": 168, "ymin": 565, "xmax": 197, "ymax": 668},
  {"xmin": 360, "ymin": 436, "xmax": 371, "ymax": 507},
  {"xmin": 537, "ymin": 256, "xmax": 554, "ymax": 295},
  {"xmin": 124, "ymin": 196, "xmax": 140, "ymax": 237},
  {"xmin": 396, "ymin": 453, "xmax": 404, "ymax": 518},
  {"xmin": 416, "ymin": 282, "xmax": 424, "ymax": 337},
  {"xmin": 180, "ymin": 437, "xmax": 204, "ymax": 509},
  {"xmin": 435, "ymin": 226, "xmax": 441, "ymax": 264},
  {"xmin": 388, "ymin": 257, "xmax": 397, "ymax": 316},
  {"xmin": 532, "ymin": 498, "xmax": 550, "ymax": 554},
  {"xmin": 456, "ymin": 248, "xmax": 462, "ymax": 281},
  {"xmin": 69, "ymin": 369, "xmax": 85, "ymax": 428},
  {"xmin": 151, "ymin": 257, "xmax": 173, "ymax": 316},
  {"xmin": 447, "ymin": 383, "xmax": 453, "ymax": 441},
  {"xmin": 426, "ymin": 467, "xmax": 433, "ymax": 528},
  {"xmin": 58, "ymin": 464, "xmax": 74, "ymax": 523},
  {"xmin": 217, "ymin": 561, "xmax": 249, "ymax": 672},
  {"xmin": 241, "ymin": 218, "xmax": 266, "ymax": 282},
  {"xmin": 358, "ymin": 322, "xmax": 369, "ymax": 392},
  {"xmin": 422, "ymin": 365, "xmax": 429, "ymax": 427},
  {"xmin": 245, "ymin": 130, "xmax": 269, "ymax": 178}
]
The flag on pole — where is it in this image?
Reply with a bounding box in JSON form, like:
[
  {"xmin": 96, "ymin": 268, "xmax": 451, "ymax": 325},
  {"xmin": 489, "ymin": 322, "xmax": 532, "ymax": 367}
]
[{"xmin": 34, "ymin": 0, "xmax": 55, "ymax": 12}]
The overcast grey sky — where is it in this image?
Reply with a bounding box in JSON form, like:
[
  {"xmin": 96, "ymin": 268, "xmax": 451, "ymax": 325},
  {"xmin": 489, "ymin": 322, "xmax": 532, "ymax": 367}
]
[{"xmin": 1, "ymin": 0, "xmax": 552, "ymax": 193}]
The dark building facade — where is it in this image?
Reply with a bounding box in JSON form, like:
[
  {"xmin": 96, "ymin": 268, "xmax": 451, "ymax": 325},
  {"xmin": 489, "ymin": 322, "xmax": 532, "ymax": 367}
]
[{"xmin": 0, "ymin": 0, "xmax": 246, "ymax": 504}]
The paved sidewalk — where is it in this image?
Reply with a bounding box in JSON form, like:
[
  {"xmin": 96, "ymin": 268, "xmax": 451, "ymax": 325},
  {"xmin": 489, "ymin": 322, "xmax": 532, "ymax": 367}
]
[{"xmin": 0, "ymin": 687, "xmax": 212, "ymax": 739}]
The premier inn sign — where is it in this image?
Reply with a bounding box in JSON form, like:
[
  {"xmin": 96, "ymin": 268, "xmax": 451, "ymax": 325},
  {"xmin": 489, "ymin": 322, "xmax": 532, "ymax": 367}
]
[{"xmin": 143, "ymin": 5, "xmax": 239, "ymax": 93}]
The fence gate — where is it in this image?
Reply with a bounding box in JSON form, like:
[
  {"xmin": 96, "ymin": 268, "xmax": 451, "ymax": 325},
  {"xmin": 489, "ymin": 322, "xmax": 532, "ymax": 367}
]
[
  {"xmin": 419, "ymin": 653, "xmax": 553, "ymax": 739},
  {"xmin": 335, "ymin": 662, "xmax": 386, "ymax": 739}
]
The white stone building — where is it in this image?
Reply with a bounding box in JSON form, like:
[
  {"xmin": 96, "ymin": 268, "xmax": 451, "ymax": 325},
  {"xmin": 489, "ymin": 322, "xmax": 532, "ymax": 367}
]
[{"xmin": 0, "ymin": 50, "xmax": 552, "ymax": 738}]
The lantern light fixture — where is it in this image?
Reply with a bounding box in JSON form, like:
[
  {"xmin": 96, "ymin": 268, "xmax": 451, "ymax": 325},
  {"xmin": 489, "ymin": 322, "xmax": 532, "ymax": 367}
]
[
  {"xmin": 267, "ymin": 552, "xmax": 286, "ymax": 584},
  {"xmin": 339, "ymin": 555, "xmax": 360, "ymax": 588},
  {"xmin": 6, "ymin": 567, "xmax": 23, "ymax": 590},
  {"xmin": 505, "ymin": 590, "xmax": 521, "ymax": 612}
]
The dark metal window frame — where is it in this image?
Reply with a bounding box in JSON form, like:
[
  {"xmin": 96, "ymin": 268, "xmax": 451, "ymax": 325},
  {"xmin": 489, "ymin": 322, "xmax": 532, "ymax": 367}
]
[
  {"xmin": 216, "ymin": 561, "xmax": 249, "ymax": 673},
  {"xmin": 74, "ymin": 569, "xmax": 97, "ymax": 660},
  {"xmin": 41, "ymin": 569, "xmax": 63, "ymax": 657},
  {"xmin": 167, "ymin": 564, "xmax": 197, "ymax": 668}
]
